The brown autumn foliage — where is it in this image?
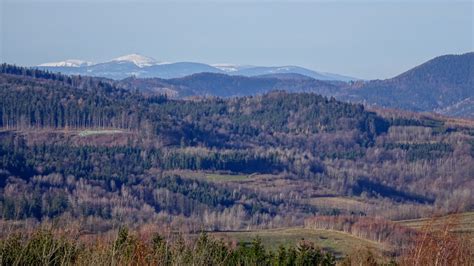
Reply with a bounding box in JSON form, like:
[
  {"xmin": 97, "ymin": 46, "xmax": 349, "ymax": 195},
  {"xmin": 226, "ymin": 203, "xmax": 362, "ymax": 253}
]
[
  {"xmin": 304, "ymin": 215, "xmax": 417, "ymax": 249},
  {"xmin": 399, "ymin": 214, "xmax": 473, "ymax": 266}
]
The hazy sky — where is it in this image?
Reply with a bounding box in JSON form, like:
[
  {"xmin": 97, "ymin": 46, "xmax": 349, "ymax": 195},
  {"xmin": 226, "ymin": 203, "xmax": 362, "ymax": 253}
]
[{"xmin": 1, "ymin": 0, "xmax": 472, "ymax": 79}]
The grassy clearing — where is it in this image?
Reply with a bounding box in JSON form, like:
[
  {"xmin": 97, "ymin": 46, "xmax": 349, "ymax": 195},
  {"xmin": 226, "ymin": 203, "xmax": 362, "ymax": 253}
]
[
  {"xmin": 78, "ymin": 129, "xmax": 124, "ymax": 137},
  {"xmin": 209, "ymin": 227, "xmax": 384, "ymax": 257},
  {"xmin": 205, "ymin": 173, "xmax": 250, "ymax": 182},
  {"xmin": 161, "ymin": 170, "xmax": 256, "ymax": 182},
  {"xmin": 307, "ymin": 197, "xmax": 369, "ymax": 212}
]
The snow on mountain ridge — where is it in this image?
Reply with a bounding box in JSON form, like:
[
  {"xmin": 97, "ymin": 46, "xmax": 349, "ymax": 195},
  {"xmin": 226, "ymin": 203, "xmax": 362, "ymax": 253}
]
[
  {"xmin": 212, "ymin": 64, "xmax": 254, "ymax": 72},
  {"xmin": 38, "ymin": 59, "xmax": 93, "ymax": 68},
  {"xmin": 111, "ymin": 54, "xmax": 158, "ymax": 67},
  {"xmin": 36, "ymin": 54, "xmax": 359, "ymax": 81}
]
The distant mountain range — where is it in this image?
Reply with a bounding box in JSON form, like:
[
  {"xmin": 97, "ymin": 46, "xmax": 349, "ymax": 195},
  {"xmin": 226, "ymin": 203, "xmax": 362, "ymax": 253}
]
[
  {"xmin": 21, "ymin": 52, "xmax": 474, "ymax": 118},
  {"xmin": 114, "ymin": 52, "xmax": 474, "ymax": 119},
  {"xmin": 118, "ymin": 72, "xmax": 341, "ymax": 99},
  {"xmin": 36, "ymin": 54, "xmax": 358, "ymax": 81}
]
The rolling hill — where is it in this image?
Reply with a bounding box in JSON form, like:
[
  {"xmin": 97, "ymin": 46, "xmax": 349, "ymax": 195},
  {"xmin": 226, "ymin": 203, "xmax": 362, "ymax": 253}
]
[
  {"xmin": 0, "ymin": 63, "xmax": 473, "ymax": 264},
  {"xmin": 117, "ymin": 72, "xmax": 340, "ymax": 98},
  {"xmin": 341, "ymin": 52, "xmax": 474, "ymax": 118},
  {"xmin": 1, "ymin": 63, "xmax": 473, "ymax": 229}
]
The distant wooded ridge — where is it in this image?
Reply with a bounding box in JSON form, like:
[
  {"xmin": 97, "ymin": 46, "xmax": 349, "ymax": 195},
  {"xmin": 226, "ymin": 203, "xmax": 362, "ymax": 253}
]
[{"xmin": 29, "ymin": 52, "xmax": 474, "ymax": 119}]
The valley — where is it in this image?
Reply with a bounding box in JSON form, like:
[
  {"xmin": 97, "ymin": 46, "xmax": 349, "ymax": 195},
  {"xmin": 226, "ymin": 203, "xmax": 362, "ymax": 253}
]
[
  {"xmin": 0, "ymin": 61, "xmax": 472, "ymax": 264},
  {"xmin": 2, "ymin": 0, "xmax": 472, "ymax": 263}
]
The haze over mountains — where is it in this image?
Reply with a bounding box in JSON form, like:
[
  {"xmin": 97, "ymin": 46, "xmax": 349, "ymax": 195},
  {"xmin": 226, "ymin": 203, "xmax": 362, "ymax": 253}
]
[
  {"xmin": 114, "ymin": 52, "xmax": 474, "ymax": 119},
  {"xmin": 33, "ymin": 52, "xmax": 474, "ymax": 119},
  {"xmin": 37, "ymin": 54, "xmax": 358, "ymax": 81}
]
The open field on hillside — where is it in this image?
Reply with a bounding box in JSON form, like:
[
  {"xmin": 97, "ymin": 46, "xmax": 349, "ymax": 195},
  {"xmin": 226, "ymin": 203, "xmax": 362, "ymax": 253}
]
[
  {"xmin": 306, "ymin": 197, "xmax": 370, "ymax": 213},
  {"xmin": 160, "ymin": 170, "xmax": 253, "ymax": 182},
  {"xmin": 162, "ymin": 170, "xmax": 280, "ymax": 184},
  {"xmin": 78, "ymin": 129, "xmax": 125, "ymax": 137},
  {"xmin": 209, "ymin": 227, "xmax": 386, "ymax": 258},
  {"xmin": 397, "ymin": 212, "xmax": 474, "ymax": 234},
  {"xmin": 205, "ymin": 173, "xmax": 250, "ymax": 182},
  {"xmin": 1, "ymin": 128, "xmax": 135, "ymax": 147}
]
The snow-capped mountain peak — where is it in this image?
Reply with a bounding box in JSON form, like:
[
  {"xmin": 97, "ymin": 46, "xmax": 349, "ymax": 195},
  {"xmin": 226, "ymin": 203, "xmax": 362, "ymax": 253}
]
[
  {"xmin": 38, "ymin": 59, "xmax": 93, "ymax": 68},
  {"xmin": 111, "ymin": 53, "xmax": 158, "ymax": 67}
]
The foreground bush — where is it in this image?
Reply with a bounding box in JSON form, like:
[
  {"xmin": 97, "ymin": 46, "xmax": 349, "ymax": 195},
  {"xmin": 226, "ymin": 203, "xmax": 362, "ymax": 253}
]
[
  {"xmin": 398, "ymin": 215, "xmax": 472, "ymax": 266},
  {"xmin": 0, "ymin": 227, "xmax": 337, "ymax": 266}
]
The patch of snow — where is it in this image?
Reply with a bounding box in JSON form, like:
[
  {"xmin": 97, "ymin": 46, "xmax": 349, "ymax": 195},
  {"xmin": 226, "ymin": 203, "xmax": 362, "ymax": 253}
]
[
  {"xmin": 212, "ymin": 63, "xmax": 248, "ymax": 72},
  {"xmin": 212, "ymin": 64, "xmax": 239, "ymax": 72},
  {"xmin": 38, "ymin": 59, "xmax": 93, "ymax": 67},
  {"xmin": 155, "ymin": 61, "xmax": 173, "ymax": 65},
  {"xmin": 276, "ymin": 67, "xmax": 292, "ymax": 72}
]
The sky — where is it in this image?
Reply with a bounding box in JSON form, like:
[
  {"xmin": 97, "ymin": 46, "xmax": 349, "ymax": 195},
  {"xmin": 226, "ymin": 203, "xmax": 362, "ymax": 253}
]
[{"xmin": 1, "ymin": 0, "xmax": 472, "ymax": 79}]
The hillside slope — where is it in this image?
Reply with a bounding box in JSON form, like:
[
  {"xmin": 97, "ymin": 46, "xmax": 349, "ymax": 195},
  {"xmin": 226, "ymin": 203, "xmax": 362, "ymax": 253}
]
[
  {"xmin": 340, "ymin": 53, "xmax": 474, "ymax": 118},
  {"xmin": 0, "ymin": 64, "xmax": 473, "ymax": 234}
]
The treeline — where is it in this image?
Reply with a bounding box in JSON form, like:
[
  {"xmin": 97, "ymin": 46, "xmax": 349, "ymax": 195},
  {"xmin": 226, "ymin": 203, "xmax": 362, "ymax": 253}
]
[
  {"xmin": 0, "ymin": 133, "xmax": 302, "ymax": 229},
  {"xmin": 160, "ymin": 150, "xmax": 283, "ymax": 174},
  {"xmin": 1, "ymin": 63, "xmax": 74, "ymax": 82},
  {"xmin": 0, "ymin": 64, "xmax": 388, "ymax": 144},
  {"xmin": 0, "ymin": 228, "xmax": 337, "ymax": 266},
  {"xmin": 1, "ymin": 171, "xmax": 291, "ymax": 229},
  {"xmin": 0, "ymin": 72, "xmax": 145, "ymax": 129},
  {"xmin": 0, "ymin": 137, "xmax": 283, "ymax": 185},
  {"xmin": 304, "ymin": 215, "xmax": 416, "ymax": 248},
  {"xmin": 338, "ymin": 53, "xmax": 473, "ymax": 116},
  {"xmin": 1, "ymin": 218, "xmax": 470, "ymax": 265},
  {"xmin": 383, "ymin": 143, "xmax": 453, "ymax": 162}
]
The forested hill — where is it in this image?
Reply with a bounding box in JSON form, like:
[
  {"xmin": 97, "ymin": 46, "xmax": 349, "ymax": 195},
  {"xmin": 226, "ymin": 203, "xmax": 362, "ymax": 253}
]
[
  {"xmin": 117, "ymin": 72, "xmax": 340, "ymax": 98},
  {"xmin": 0, "ymin": 63, "xmax": 473, "ymax": 235},
  {"xmin": 7, "ymin": 53, "xmax": 473, "ymax": 119},
  {"xmin": 342, "ymin": 52, "xmax": 474, "ymax": 117},
  {"xmin": 0, "ymin": 63, "xmax": 387, "ymax": 141},
  {"xmin": 115, "ymin": 53, "xmax": 474, "ymax": 118}
]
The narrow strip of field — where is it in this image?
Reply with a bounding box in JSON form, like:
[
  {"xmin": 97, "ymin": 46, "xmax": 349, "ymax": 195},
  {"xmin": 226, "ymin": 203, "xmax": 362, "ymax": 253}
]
[
  {"xmin": 396, "ymin": 212, "xmax": 474, "ymax": 234},
  {"xmin": 205, "ymin": 173, "xmax": 250, "ymax": 182},
  {"xmin": 209, "ymin": 227, "xmax": 385, "ymax": 257},
  {"xmin": 78, "ymin": 129, "xmax": 125, "ymax": 137},
  {"xmin": 307, "ymin": 196, "xmax": 370, "ymax": 212}
]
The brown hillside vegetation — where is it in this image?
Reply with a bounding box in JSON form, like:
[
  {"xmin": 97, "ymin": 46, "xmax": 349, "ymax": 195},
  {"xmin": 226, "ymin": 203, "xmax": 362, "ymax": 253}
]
[
  {"xmin": 399, "ymin": 213, "xmax": 473, "ymax": 266},
  {"xmin": 1, "ymin": 214, "xmax": 472, "ymax": 265},
  {"xmin": 304, "ymin": 216, "xmax": 416, "ymax": 249}
]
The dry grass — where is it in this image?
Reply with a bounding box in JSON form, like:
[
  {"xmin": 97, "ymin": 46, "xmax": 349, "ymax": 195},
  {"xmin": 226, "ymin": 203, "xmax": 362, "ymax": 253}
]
[
  {"xmin": 77, "ymin": 129, "xmax": 125, "ymax": 137},
  {"xmin": 208, "ymin": 227, "xmax": 386, "ymax": 258},
  {"xmin": 398, "ymin": 213, "xmax": 473, "ymax": 266},
  {"xmin": 0, "ymin": 127, "xmax": 137, "ymax": 147},
  {"xmin": 306, "ymin": 197, "xmax": 370, "ymax": 213},
  {"xmin": 397, "ymin": 212, "xmax": 474, "ymax": 234},
  {"xmin": 205, "ymin": 173, "xmax": 250, "ymax": 182}
]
